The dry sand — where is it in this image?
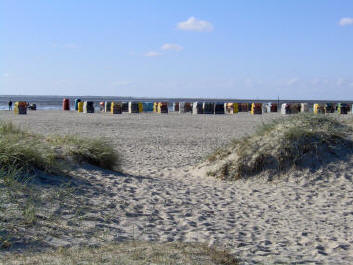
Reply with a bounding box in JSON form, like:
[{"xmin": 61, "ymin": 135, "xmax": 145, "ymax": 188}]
[{"xmin": 1, "ymin": 110, "xmax": 353, "ymax": 264}]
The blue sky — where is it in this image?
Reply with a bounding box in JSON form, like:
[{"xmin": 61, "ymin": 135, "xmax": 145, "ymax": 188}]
[{"xmin": 1, "ymin": 1, "xmax": 353, "ymax": 99}]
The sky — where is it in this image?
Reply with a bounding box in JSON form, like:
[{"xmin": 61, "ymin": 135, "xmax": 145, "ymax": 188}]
[{"xmin": 1, "ymin": 0, "xmax": 353, "ymax": 100}]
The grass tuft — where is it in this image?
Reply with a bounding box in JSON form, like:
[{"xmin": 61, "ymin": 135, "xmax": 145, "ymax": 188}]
[
  {"xmin": 0, "ymin": 242, "xmax": 239, "ymax": 265},
  {"xmin": 206, "ymin": 114, "xmax": 353, "ymax": 180},
  {"xmin": 0, "ymin": 121, "xmax": 121, "ymax": 175},
  {"xmin": 47, "ymin": 135, "xmax": 120, "ymax": 171}
]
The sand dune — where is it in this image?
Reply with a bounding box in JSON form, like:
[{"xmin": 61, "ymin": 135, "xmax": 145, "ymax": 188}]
[{"xmin": 1, "ymin": 110, "xmax": 353, "ymax": 264}]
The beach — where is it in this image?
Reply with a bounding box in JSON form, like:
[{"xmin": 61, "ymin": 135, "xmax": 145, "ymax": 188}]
[{"xmin": 1, "ymin": 110, "xmax": 353, "ymax": 264}]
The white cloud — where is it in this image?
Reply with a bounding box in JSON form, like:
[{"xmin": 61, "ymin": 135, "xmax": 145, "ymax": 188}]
[
  {"xmin": 144, "ymin": 51, "xmax": 163, "ymax": 57},
  {"xmin": 287, "ymin": 78, "xmax": 299, "ymax": 86},
  {"xmin": 2, "ymin": 73, "xmax": 9, "ymax": 77},
  {"xmin": 161, "ymin": 43, "xmax": 183, "ymax": 51},
  {"xmin": 145, "ymin": 43, "xmax": 183, "ymax": 57},
  {"xmin": 339, "ymin": 17, "xmax": 353, "ymax": 26},
  {"xmin": 177, "ymin": 17, "xmax": 214, "ymax": 32}
]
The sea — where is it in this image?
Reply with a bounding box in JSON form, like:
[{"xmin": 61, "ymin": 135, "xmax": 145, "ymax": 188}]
[{"xmin": 1, "ymin": 95, "xmax": 352, "ymax": 110}]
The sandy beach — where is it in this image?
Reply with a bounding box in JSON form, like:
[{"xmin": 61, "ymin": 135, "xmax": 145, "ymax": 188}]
[{"xmin": 1, "ymin": 110, "xmax": 353, "ymax": 264}]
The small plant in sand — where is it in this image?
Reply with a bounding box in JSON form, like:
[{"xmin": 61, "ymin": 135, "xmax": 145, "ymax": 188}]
[{"xmin": 206, "ymin": 114, "xmax": 353, "ymax": 180}]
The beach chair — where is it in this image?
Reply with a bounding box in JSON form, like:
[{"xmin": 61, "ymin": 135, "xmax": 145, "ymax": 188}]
[
  {"xmin": 270, "ymin": 103, "xmax": 278, "ymax": 112},
  {"xmin": 142, "ymin": 102, "xmax": 154, "ymax": 112},
  {"xmin": 78, "ymin": 102, "xmax": 84, "ymax": 112},
  {"xmin": 193, "ymin": 102, "xmax": 203, "ymax": 114},
  {"xmin": 325, "ymin": 103, "xmax": 335, "ymax": 114},
  {"xmin": 122, "ymin": 102, "xmax": 129, "ymax": 112},
  {"xmin": 203, "ymin": 102, "xmax": 215, "ymax": 114},
  {"xmin": 105, "ymin": 102, "xmax": 112, "ymax": 112},
  {"xmin": 313, "ymin": 104, "xmax": 325, "ymax": 114},
  {"xmin": 225, "ymin": 103, "xmax": 238, "ymax": 114},
  {"xmin": 251, "ymin": 103, "xmax": 262, "ymax": 115},
  {"xmin": 99, "ymin": 102, "xmax": 105, "ymax": 112},
  {"xmin": 214, "ymin": 102, "xmax": 225, "ymax": 114},
  {"xmin": 62, "ymin": 98, "xmax": 70, "ymax": 111},
  {"xmin": 233, "ymin": 103, "xmax": 239, "ymax": 113},
  {"xmin": 111, "ymin": 102, "xmax": 122, "ymax": 114},
  {"xmin": 300, "ymin": 103, "xmax": 308, "ymax": 112},
  {"xmin": 128, "ymin": 102, "xmax": 140, "ymax": 113},
  {"xmin": 14, "ymin": 101, "xmax": 27, "ymax": 114},
  {"xmin": 238, "ymin": 103, "xmax": 249, "ymax": 112},
  {"xmin": 290, "ymin": 103, "xmax": 301, "ymax": 114},
  {"xmin": 179, "ymin": 102, "xmax": 192, "ymax": 113},
  {"xmin": 74, "ymin": 99, "xmax": 81, "ymax": 111},
  {"xmin": 173, "ymin": 102, "xmax": 179, "ymax": 112},
  {"xmin": 158, "ymin": 102, "xmax": 168, "ymax": 113},
  {"xmin": 337, "ymin": 103, "xmax": 349, "ymax": 114},
  {"xmin": 262, "ymin": 103, "xmax": 268, "ymax": 113},
  {"xmin": 281, "ymin": 103, "xmax": 290, "ymax": 114},
  {"xmin": 83, "ymin": 101, "xmax": 94, "ymax": 113}
]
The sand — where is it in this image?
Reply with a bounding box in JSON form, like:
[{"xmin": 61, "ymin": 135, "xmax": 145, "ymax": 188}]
[{"xmin": 1, "ymin": 110, "xmax": 353, "ymax": 264}]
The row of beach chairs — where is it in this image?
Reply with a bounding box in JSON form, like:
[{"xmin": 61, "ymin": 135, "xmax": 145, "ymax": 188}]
[
  {"xmin": 10, "ymin": 99, "xmax": 353, "ymax": 115},
  {"xmin": 70, "ymin": 100, "xmax": 353, "ymax": 115}
]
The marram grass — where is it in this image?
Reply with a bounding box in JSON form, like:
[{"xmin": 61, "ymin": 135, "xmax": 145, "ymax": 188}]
[
  {"xmin": 0, "ymin": 122, "xmax": 121, "ymax": 252},
  {"xmin": 207, "ymin": 114, "xmax": 353, "ymax": 180},
  {"xmin": 0, "ymin": 121, "xmax": 121, "ymax": 175},
  {"xmin": 0, "ymin": 241, "xmax": 239, "ymax": 265}
]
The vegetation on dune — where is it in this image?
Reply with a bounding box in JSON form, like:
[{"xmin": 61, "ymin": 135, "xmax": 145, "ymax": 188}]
[
  {"xmin": 0, "ymin": 121, "xmax": 120, "ymax": 174},
  {"xmin": 0, "ymin": 242, "xmax": 239, "ymax": 265},
  {"xmin": 207, "ymin": 114, "xmax": 353, "ymax": 180},
  {"xmin": 0, "ymin": 166, "xmax": 65, "ymax": 249},
  {"xmin": 47, "ymin": 135, "xmax": 120, "ymax": 171},
  {"xmin": 0, "ymin": 121, "xmax": 120, "ymax": 250},
  {"xmin": 0, "ymin": 122, "xmax": 58, "ymax": 174}
]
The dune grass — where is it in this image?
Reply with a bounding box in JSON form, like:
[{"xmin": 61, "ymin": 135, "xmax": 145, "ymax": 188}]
[
  {"xmin": 0, "ymin": 121, "xmax": 121, "ymax": 249},
  {"xmin": 47, "ymin": 135, "xmax": 120, "ymax": 171},
  {"xmin": 207, "ymin": 114, "xmax": 353, "ymax": 180},
  {"xmin": 0, "ymin": 242, "xmax": 239, "ymax": 265},
  {"xmin": 0, "ymin": 121, "xmax": 120, "ymax": 174}
]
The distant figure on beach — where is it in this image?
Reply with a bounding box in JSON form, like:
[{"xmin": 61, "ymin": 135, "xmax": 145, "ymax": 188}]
[{"xmin": 8, "ymin": 100, "xmax": 12, "ymax": 111}]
